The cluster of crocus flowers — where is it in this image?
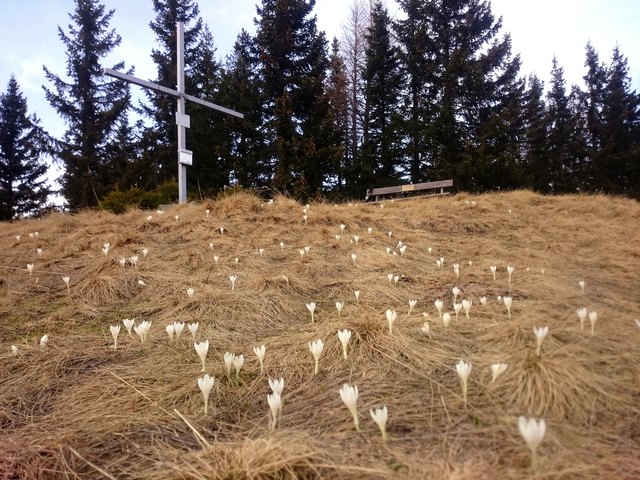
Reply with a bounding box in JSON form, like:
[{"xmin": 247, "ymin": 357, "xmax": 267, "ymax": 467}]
[{"xmin": 134, "ymin": 321, "xmax": 152, "ymax": 343}]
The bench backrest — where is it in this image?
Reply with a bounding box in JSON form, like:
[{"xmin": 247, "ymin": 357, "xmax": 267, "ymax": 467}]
[{"xmin": 367, "ymin": 179, "xmax": 453, "ymax": 196}]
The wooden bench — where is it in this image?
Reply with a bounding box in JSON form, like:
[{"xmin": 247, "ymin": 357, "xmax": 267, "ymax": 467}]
[{"xmin": 365, "ymin": 179, "xmax": 453, "ymax": 202}]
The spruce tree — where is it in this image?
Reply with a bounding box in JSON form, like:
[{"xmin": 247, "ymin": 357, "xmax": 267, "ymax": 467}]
[
  {"xmin": 0, "ymin": 76, "xmax": 51, "ymax": 220},
  {"xmin": 361, "ymin": 1, "xmax": 403, "ymax": 192},
  {"xmin": 255, "ymin": 0, "xmax": 335, "ymax": 198},
  {"xmin": 546, "ymin": 57, "xmax": 576, "ymax": 193},
  {"xmin": 215, "ymin": 30, "xmax": 269, "ymax": 188},
  {"xmin": 522, "ymin": 75, "xmax": 549, "ymax": 191},
  {"xmin": 326, "ymin": 38, "xmax": 349, "ymax": 192},
  {"xmin": 415, "ymin": 0, "xmax": 522, "ymax": 190},
  {"xmin": 599, "ymin": 46, "xmax": 640, "ymax": 195},
  {"xmin": 43, "ymin": 0, "xmax": 131, "ymax": 208}
]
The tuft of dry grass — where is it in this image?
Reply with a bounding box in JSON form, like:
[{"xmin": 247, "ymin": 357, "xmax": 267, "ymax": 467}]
[{"xmin": 1, "ymin": 190, "xmax": 639, "ymax": 479}]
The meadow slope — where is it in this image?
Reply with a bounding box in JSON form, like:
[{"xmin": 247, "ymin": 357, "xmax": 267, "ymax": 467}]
[{"xmin": 0, "ymin": 191, "xmax": 639, "ymax": 479}]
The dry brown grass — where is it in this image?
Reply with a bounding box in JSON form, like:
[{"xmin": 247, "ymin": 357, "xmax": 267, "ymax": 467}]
[{"xmin": 1, "ymin": 190, "xmax": 639, "ymax": 479}]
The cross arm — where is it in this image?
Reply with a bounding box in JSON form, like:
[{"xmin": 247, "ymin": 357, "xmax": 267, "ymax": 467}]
[{"xmin": 103, "ymin": 68, "xmax": 244, "ymax": 119}]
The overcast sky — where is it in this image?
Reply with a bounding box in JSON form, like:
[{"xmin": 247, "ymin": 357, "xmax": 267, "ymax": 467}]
[{"xmin": 1, "ymin": 0, "xmax": 638, "ymax": 141}]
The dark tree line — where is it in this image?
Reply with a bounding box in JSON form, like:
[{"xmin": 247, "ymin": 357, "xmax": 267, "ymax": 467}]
[{"xmin": 2, "ymin": 0, "xmax": 638, "ymax": 216}]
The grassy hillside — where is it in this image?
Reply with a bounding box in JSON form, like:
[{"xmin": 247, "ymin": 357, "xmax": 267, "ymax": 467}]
[{"xmin": 1, "ymin": 190, "xmax": 639, "ymax": 479}]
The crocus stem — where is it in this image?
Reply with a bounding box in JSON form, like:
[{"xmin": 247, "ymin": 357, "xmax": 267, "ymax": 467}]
[
  {"xmin": 531, "ymin": 448, "xmax": 539, "ymax": 471},
  {"xmin": 314, "ymin": 359, "xmax": 319, "ymax": 374},
  {"xmin": 204, "ymin": 398, "xmax": 208, "ymax": 414},
  {"xmin": 352, "ymin": 413, "xmax": 360, "ymax": 431}
]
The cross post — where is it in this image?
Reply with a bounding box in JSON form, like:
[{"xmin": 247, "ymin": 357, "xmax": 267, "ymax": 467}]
[{"xmin": 104, "ymin": 22, "xmax": 244, "ymax": 204}]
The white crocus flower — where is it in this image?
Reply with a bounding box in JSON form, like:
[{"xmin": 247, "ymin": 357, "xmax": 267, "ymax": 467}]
[
  {"xmin": 455, "ymin": 360, "xmax": 472, "ymax": 406},
  {"xmin": 304, "ymin": 246, "xmax": 310, "ymax": 254},
  {"xmin": 186, "ymin": 287, "xmax": 195, "ymax": 298},
  {"xmin": 269, "ymin": 377, "xmax": 284, "ymax": 395},
  {"xmin": 123, "ymin": 318, "xmax": 135, "ymax": 335},
  {"xmin": 102, "ymin": 243, "xmax": 110, "ymax": 257},
  {"xmin": 62, "ymin": 275, "xmax": 70, "ymax": 292},
  {"xmin": 336, "ymin": 301, "xmax": 344, "ymax": 316},
  {"xmin": 354, "ymin": 235, "xmax": 360, "ymax": 245},
  {"xmin": 453, "ymin": 302, "xmax": 462, "ymax": 319},
  {"xmin": 299, "ymin": 248, "xmax": 305, "ymax": 259},
  {"xmin": 533, "ymin": 326, "xmax": 548, "ymax": 357},
  {"xmin": 309, "ymin": 339, "xmax": 324, "ymax": 374},
  {"xmin": 118, "ymin": 257, "xmax": 126, "ymax": 269},
  {"xmin": 351, "ymin": 253, "xmax": 357, "ymax": 265},
  {"xmin": 224, "ymin": 352, "xmax": 234, "ymax": 378},
  {"xmin": 173, "ymin": 322, "xmax": 185, "ymax": 339},
  {"xmin": 340, "ymin": 224, "xmax": 346, "ymax": 233},
  {"xmin": 518, "ymin": 416, "xmax": 546, "ymax": 470},
  {"xmin": 142, "ymin": 248, "xmax": 149, "ymax": 258},
  {"xmin": 434, "ymin": 299, "xmax": 444, "ymax": 318},
  {"xmin": 442, "ymin": 312, "xmax": 451, "ymax": 327},
  {"xmin": 11, "ymin": 345, "xmax": 18, "ymax": 356},
  {"xmin": 399, "ymin": 245, "xmax": 407, "ymax": 256},
  {"xmin": 480, "ymin": 296, "xmax": 487, "ymax": 305},
  {"xmin": 504, "ymin": 296, "xmax": 513, "ymax": 318},
  {"xmin": 40, "ymin": 334, "xmax": 49, "ymax": 348},
  {"xmin": 367, "ymin": 227, "xmax": 373, "ymax": 234},
  {"xmin": 354, "ymin": 290, "xmax": 360, "ymax": 304},
  {"xmin": 436, "ymin": 259, "xmax": 442, "ymax": 268},
  {"xmin": 166, "ymin": 324, "xmax": 175, "ymax": 341},
  {"xmin": 576, "ymin": 306, "xmax": 588, "ymax": 331},
  {"xmin": 229, "ymin": 275, "xmax": 237, "ymax": 291},
  {"xmin": 490, "ymin": 265, "xmax": 497, "ymax": 280},
  {"xmin": 490, "ymin": 363, "xmax": 508, "ymax": 382},
  {"xmin": 14, "ymin": 235, "xmax": 20, "ymax": 241},
  {"xmin": 267, "ymin": 392, "xmax": 281, "ymax": 429},
  {"xmin": 254, "ymin": 345, "xmax": 266, "ymax": 374},
  {"xmin": 306, "ymin": 302, "xmax": 316, "ymax": 323},
  {"xmin": 408, "ymin": 299, "xmax": 417, "ymax": 316},
  {"xmin": 453, "ymin": 263, "xmax": 460, "ymax": 278},
  {"xmin": 452, "ymin": 287, "xmax": 461, "ymax": 303},
  {"xmin": 146, "ymin": 215, "xmax": 153, "ymax": 222},
  {"xmin": 462, "ymin": 299, "xmax": 472, "ymax": 319},
  {"xmin": 110, "ymin": 325, "xmax": 121, "ymax": 349},
  {"xmin": 427, "ymin": 247, "xmax": 432, "ymax": 254},
  {"xmin": 280, "ymin": 241, "xmax": 285, "ymax": 251},
  {"xmin": 335, "ymin": 234, "xmax": 341, "ymax": 242},
  {"xmin": 233, "ymin": 354, "xmax": 244, "ymax": 380},
  {"xmin": 393, "ymin": 275, "xmax": 400, "ymax": 285},
  {"xmin": 507, "ymin": 265, "xmax": 515, "ymax": 284},
  {"xmin": 129, "ymin": 255, "xmax": 138, "ymax": 268},
  {"xmin": 385, "ymin": 309, "xmax": 397, "ymax": 334},
  {"xmin": 578, "ymin": 280, "xmax": 585, "ymax": 293},
  {"xmin": 588, "ymin": 311, "xmax": 597, "ymax": 336},
  {"xmin": 337, "ymin": 329, "xmax": 352, "ymax": 360},
  {"xmin": 37, "ymin": 248, "xmax": 42, "ymax": 256},
  {"xmin": 386, "ymin": 247, "xmax": 392, "ymax": 255},
  {"xmin": 194, "ymin": 340, "xmax": 209, "ymax": 372},
  {"xmin": 198, "ymin": 374, "xmax": 215, "ymax": 414},
  {"xmin": 421, "ymin": 320, "xmax": 431, "ymax": 336},
  {"xmin": 387, "ymin": 273, "xmax": 394, "ymax": 283},
  {"xmin": 188, "ymin": 322, "xmax": 198, "ymax": 338},
  {"xmin": 339, "ymin": 384, "xmax": 360, "ymax": 431},
  {"xmin": 219, "ymin": 226, "xmax": 225, "ymax": 235},
  {"xmin": 26, "ymin": 263, "xmax": 34, "ymax": 276},
  {"xmin": 370, "ymin": 406, "xmax": 388, "ymax": 441}
]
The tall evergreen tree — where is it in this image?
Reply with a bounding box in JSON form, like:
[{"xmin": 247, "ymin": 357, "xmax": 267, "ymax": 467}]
[
  {"xmin": 326, "ymin": 38, "xmax": 349, "ymax": 192},
  {"xmin": 218, "ymin": 30, "xmax": 269, "ymax": 187},
  {"xmin": 546, "ymin": 57, "xmax": 576, "ymax": 193},
  {"xmin": 0, "ymin": 76, "xmax": 51, "ymax": 220},
  {"xmin": 255, "ymin": 0, "xmax": 335, "ymax": 198},
  {"xmin": 43, "ymin": 0, "xmax": 131, "ymax": 208},
  {"xmin": 143, "ymin": 0, "xmax": 203, "ymax": 187},
  {"xmin": 417, "ymin": 0, "xmax": 522, "ymax": 190},
  {"xmin": 599, "ymin": 46, "xmax": 640, "ymax": 195},
  {"xmin": 522, "ymin": 75, "xmax": 549, "ymax": 191},
  {"xmin": 582, "ymin": 42, "xmax": 607, "ymax": 164},
  {"xmin": 361, "ymin": 1, "xmax": 403, "ymax": 192},
  {"xmin": 395, "ymin": 0, "xmax": 430, "ymax": 183}
]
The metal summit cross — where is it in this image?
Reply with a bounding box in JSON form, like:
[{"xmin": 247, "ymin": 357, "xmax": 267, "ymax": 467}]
[{"xmin": 104, "ymin": 22, "xmax": 244, "ymax": 204}]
